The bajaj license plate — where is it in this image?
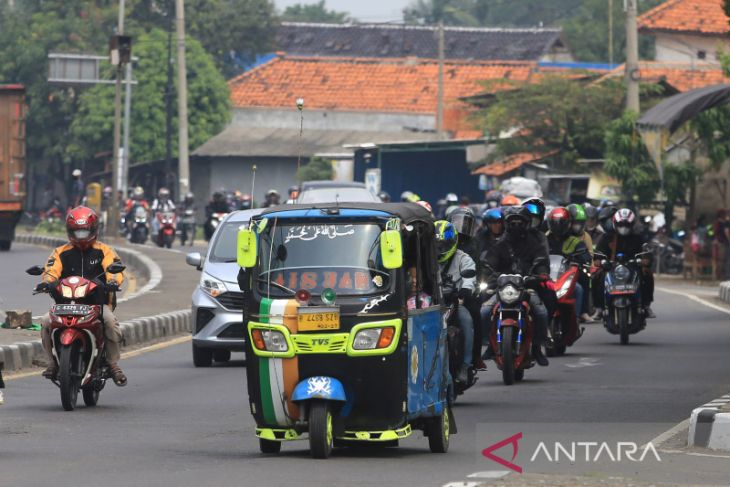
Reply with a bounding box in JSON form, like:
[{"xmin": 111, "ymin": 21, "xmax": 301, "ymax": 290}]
[{"xmin": 298, "ymin": 307, "xmax": 340, "ymax": 331}]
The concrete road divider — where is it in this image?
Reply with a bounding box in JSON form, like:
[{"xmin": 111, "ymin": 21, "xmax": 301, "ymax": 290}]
[
  {"xmin": 720, "ymin": 281, "xmax": 730, "ymax": 304},
  {"xmin": 688, "ymin": 395, "xmax": 730, "ymax": 451}
]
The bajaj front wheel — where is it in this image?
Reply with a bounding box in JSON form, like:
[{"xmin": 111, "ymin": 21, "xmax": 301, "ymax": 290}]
[
  {"xmin": 501, "ymin": 327, "xmax": 515, "ymax": 386},
  {"xmin": 59, "ymin": 343, "xmax": 82, "ymax": 411},
  {"xmin": 428, "ymin": 407, "xmax": 450, "ymax": 453},
  {"xmin": 309, "ymin": 400, "xmax": 333, "ymax": 459}
]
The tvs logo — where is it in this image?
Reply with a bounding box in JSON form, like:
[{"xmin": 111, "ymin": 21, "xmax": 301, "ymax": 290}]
[{"xmin": 481, "ymin": 432, "xmax": 523, "ymax": 473}]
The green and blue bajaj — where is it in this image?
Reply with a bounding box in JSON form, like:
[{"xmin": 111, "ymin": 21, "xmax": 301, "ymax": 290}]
[{"xmin": 236, "ymin": 203, "xmax": 455, "ymax": 458}]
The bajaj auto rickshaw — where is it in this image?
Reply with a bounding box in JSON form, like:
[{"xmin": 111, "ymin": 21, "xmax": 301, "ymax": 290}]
[{"xmin": 237, "ymin": 203, "xmax": 453, "ymax": 458}]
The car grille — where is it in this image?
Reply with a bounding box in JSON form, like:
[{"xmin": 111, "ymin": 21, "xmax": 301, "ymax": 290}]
[
  {"xmin": 215, "ymin": 292, "xmax": 245, "ymax": 310},
  {"xmin": 217, "ymin": 323, "xmax": 245, "ymax": 339}
]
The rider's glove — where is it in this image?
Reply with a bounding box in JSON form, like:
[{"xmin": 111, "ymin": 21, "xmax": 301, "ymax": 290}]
[
  {"xmin": 104, "ymin": 281, "xmax": 120, "ymax": 292},
  {"xmin": 35, "ymin": 282, "xmax": 54, "ymax": 292}
]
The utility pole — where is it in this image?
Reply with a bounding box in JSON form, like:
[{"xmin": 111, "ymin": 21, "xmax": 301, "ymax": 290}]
[
  {"xmin": 175, "ymin": 0, "xmax": 190, "ymax": 198},
  {"xmin": 436, "ymin": 21, "xmax": 445, "ymax": 137},
  {"xmin": 608, "ymin": 0, "xmax": 614, "ymax": 65},
  {"xmin": 625, "ymin": 0, "xmax": 640, "ymax": 112},
  {"xmin": 122, "ymin": 60, "xmax": 132, "ymax": 198},
  {"xmin": 165, "ymin": 2, "xmax": 174, "ymax": 198},
  {"xmin": 110, "ymin": 0, "xmax": 125, "ymax": 241}
]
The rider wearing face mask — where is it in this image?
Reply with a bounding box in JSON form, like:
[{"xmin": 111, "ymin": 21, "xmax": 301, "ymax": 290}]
[
  {"xmin": 595, "ymin": 208, "xmax": 656, "ymax": 318},
  {"xmin": 480, "ymin": 206, "xmax": 551, "ymax": 366}
]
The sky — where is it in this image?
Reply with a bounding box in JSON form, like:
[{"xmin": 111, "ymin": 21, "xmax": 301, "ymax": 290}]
[{"xmin": 274, "ymin": 0, "xmax": 411, "ymax": 22}]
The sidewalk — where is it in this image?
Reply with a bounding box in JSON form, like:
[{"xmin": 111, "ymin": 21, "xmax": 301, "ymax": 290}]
[
  {"xmin": 0, "ymin": 236, "xmax": 202, "ymax": 370},
  {"xmin": 655, "ymin": 275, "xmax": 730, "ymax": 313}
]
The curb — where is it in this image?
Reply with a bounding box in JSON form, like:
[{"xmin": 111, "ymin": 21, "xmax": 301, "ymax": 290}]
[
  {"xmin": 688, "ymin": 395, "xmax": 730, "ymax": 451},
  {"xmin": 0, "ymin": 308, "xmax": 191, "ymax": 371},
  {"xmin": 720, "ymin": 281, "xmax": 730, "ymax": 304}
]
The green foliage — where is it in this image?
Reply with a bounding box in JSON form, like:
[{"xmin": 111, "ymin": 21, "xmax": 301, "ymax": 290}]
[
  {"xmin": 403, "ymin": 0, "xmax": 663, "ymax": 62},
  {"xmin": 604, "ymin": 111, "xmax": 660, "ymax": 204},
  {"xmin": 282, "ymin": 1, "xmax": 351, "ymax": 23},
  {"xmin": 67, "ymin": 28, "xmax": 230, "ymax": 166},
  {"xmin": 476, "ymin": 75, "xmax": 624, "ymax": 167},
  {"xmin": 692, "ymin": 105, "xmax": 730, "ymax": 171},
  {"xmin": 296, "ymin": 157, "xmax": 333, "ymax": 183}
]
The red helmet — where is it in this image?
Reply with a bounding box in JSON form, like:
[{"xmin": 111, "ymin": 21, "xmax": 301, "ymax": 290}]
[
  {"xmin": 66, "ymin": 206, "xmax": 99, "ymax": 250},
  {"xmin": 547, "ymin": 207, "xmax": 571, "ymax": 236}
]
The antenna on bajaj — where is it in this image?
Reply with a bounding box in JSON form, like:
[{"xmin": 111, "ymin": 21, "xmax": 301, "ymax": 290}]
[
  {"xmin": 296, "ymin": 98, "xmax": 304, "ymax": 173},
  {"xmin": 250, "ymin": 164, "xmax": 257, "ymax": 207}
]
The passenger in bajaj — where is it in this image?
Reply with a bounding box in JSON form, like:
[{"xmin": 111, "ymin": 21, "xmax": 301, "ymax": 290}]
[
  {"xmin": 435, "ymin": 220, "xmax": 476, "ymax": 383},
  {"xmin": 546, "ymin": 207, "xmax": 591, "ymax": 321},
  {"xmin": 39, "ymin": 207, "xmax": 127, "ymax": 386},
  {"xmin": 595, "ymin": 209, "xmax": 656, "ymax": 319},
  {"xmin": 480, "ymin": 206, "xmax": 550, "ymax": 366}
]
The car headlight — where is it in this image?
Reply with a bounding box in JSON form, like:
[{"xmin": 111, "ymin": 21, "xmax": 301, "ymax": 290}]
[
  {"xmin": 251, "ymin": 329, "xmax": 289, "ymax": 352},
  {"xmin": 614, "ymin": 265, "xmax": 630, "ymax": 281},
  {"xmin": 352, "ymin": 327, "xmax": 396, "ymax": 350},
  {"xmin": 498, "ymin": 284, "xmax": 520, "ymax": 304},
  {"xmin": 200, "ymin": 273, "xmax": 226, "ymax": 298},
  {"xmin": 556, "ymin": 275, "xmax": 574, "ymax": 299}
]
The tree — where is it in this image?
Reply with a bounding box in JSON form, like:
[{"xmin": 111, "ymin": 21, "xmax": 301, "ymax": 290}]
[
  {"xmin": 296, "ymin": 157, "xmax": 333, "ymax": 182},
  {"xmin": 604, "ymin": 110, "xmax": 660, "ymax": 205},
  {"xmin": 475, "ymin": 75, "xmax": 625, "ymax": 168},
  {"xmin": 282, "ymin": 1, "xmax": 351, "ymax": 23},
  {"xmin": 67, "ymin": 28, "xmax": 230, "ymax": 166}
]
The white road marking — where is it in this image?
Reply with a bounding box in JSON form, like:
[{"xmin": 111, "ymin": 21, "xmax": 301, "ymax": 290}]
[
  {"xmin": 656, "ymin": 286, "xmax": 730, "ymax": 316},
  {"xmin": 660, "ymin": 448, "xmax": 730, "ymax": 459},
  {"xmin": 467, "ymin": 471, "xmax": 511, "ymax": 479},
  {"xmin": 442, "ymin": 482, "xmax": 481, "ymax": 487},
  {"xmin": 564, "ymin": 357, "xmax": 601, "ymax": 368}
]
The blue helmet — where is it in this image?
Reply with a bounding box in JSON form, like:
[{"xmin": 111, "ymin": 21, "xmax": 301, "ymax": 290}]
[{"xmin": 482, "ymin": 207, "xmax": 504, "ymax": 224}]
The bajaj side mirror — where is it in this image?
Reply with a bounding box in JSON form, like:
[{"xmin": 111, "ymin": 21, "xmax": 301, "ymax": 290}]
[
  {"xmin": 186, "ymin": 252, "xmax": 203, "ymax": 270},
  {"xmin": 106, "ymin": 262, "xmax": 126, "ymax": 274},
  {"xmin": 237, "ymin": 228, "xmax": 257, "ymax": 268},
  {"xmin": 380, "ymin": 229, "xmax": 403, "ymax": 270},
  {"xmin": 26, "ymin": 265, "xmax": 44, "ymax": 276}
]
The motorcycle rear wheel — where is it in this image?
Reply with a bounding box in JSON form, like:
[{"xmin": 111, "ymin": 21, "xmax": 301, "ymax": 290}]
[
  {"xmin": 501, "ymin": 327, "xmax": 515, "ymax": 386},
  {"xmin": 59, "ymin": 343, "xmax": 82, "ymax": 411}
]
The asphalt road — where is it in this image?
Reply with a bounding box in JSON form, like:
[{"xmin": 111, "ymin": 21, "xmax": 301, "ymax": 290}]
[
  {"xmin": 0, "ymin": 243, "xmax": 56, "ymax": 317},
  {"xmin": 2, "ymin": 289, "xmax": 730, "ymax": 487}
]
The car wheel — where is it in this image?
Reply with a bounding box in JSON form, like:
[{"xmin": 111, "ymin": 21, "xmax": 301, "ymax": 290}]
[
  {"xmin": 213, "ymin": 350, "xmax": 231, "ymax": 363},
  {"xmin": 192, "ymin": 343, "xmax": 213, "ymax": 367}
]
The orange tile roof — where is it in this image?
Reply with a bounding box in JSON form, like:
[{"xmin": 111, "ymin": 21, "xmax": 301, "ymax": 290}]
[
  {"xmin": 229, "ymin": 55, "xmax": 536, "ymax": 114},
  {"xmin": 603, "ymin": 61, "xmax": 730, "ymax": 92},
  {"xmin": 472, "ymin": 152, "xmax": 554, "ymax": 177},
  {"xmin": 638, "ymin": 0, "xmax": 728, "ymax": 35}
]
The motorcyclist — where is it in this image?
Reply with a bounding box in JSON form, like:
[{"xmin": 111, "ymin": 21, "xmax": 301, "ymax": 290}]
[
  {"xmin": 523, "ymin": 197, "xmax": 550, "ymax": 254},
  {"xmin": 124, "ymin": 186, "xmax": 149, "ymax": 235},
  {"xmin": 286, "ymin": 185, "xmax": 300, "ymax": 204},
  {"xmin": 151, "ymin": 187, "xmax": 176, "ymax": 238},
  {"xmin": 39, "ymin": 207, "xmax": 127, "ymax": 386},
  {"xmin": 262, "ymin": 189, "xmax": 281, "ymax": 208},
  {"xmin": 546, "ymin": 207, "xmax": 592, "ymax": 322},
  {"xmin": 178, "ymin": 192, "xmax": 196, "ymax": 246},
  {"xmin": 584, "ymin": 203, "xmax": 603, "ymax": 243},
  {"xmin": 501, "ymin": 194, "xmax": 520, "ymax": 207},
  {"xmin": 568, "ymin": 204, "xmax": 593, "ymax": 255},
  {"xmin": 206, "ymin": 190, "xmax": 230, "ymax": 216},
  {"xmin": 240, "ymin": 193, "xmax": 253, "ymax": 210},
  {"xmin": 595, "ymin": 208, "xmax": 656, "ymax": 318},
  {"xmin": 435, "ymin": 220, "xmax": 476, "ymax": 383},
  {"xmin": 484, "ymin": 190, "xmax": 502, "ymax": 210},
  {"xmin": 480, "ymin": 206, "xmax": 550, "ymax": 366},
  {"xmin": 378, "ymin": 191, "xmax": 391, "ymax": 203},
  {"xmin": 401, "ymin": 191, "xmax": 421, "ymax": 203},
  {"xmin": 416, "ymin": 200, "xmax": 433, "ymax": 215},
  {"xmin": 477, "ymin": 207, "xmax": 504, "ymax": 261}
]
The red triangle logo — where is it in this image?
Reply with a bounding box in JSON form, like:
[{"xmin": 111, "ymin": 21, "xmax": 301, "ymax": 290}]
[{"xmin": 481, "ymin": 432, "xmax": 523, "ymax": 473}]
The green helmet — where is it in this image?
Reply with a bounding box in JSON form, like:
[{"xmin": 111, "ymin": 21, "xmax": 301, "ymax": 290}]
[
  {"xmin": 567, "ymin": 203, "xmax": 586, "ymax": 236},
  {"xmin": 434, "ymin": 220, "xmax": 458, "ymax": 264}
]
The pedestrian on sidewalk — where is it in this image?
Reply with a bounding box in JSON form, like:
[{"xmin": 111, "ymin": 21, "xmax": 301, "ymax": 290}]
[
  {"xmin": 714, "ymin": 209, "xmax": 730, "ymax": 279},
  {"xmin": 0, "ymin": 360, "xmax": 5, "ymax": 405}
]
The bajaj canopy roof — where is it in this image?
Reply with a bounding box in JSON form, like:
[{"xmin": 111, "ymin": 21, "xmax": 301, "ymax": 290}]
[{"xmin": 259, "ymin": 202, "xmax": 435, "ymax": 228}]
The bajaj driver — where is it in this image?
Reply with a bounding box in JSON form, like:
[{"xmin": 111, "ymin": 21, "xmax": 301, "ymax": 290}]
[{"xmin": 39, "ymin": 206, "xmax": 127, "ymax": 386}]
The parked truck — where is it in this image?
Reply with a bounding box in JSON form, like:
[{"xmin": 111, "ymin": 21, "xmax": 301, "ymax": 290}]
[{"xmin": 0, "ymin": 84, "xmax": 26, "ymax": 251}]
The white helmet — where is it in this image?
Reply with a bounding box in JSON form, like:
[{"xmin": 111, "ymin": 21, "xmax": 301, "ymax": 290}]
[{"xmin": 72, "ymin": 169, "xmax": 82, "ymax": 177}]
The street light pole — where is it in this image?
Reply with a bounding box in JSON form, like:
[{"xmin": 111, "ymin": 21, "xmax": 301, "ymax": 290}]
[
  {"xmin": 175, "ymin": 0, "xmax": 190, "ymax": 198},
  {"xmin": 625, "ymin": 0, "xmax": 640, "ymax": 112},
  {"xmin": 122, "ymin": 60, "xmax": 132, "ymax": 198},
  {"xmin": 110, "ymin": 0, "xmax": 126, "ymax": 240}
]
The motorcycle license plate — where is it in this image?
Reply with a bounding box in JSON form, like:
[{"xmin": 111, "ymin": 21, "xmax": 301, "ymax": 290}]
[
  {"xmin": 52, "ymin": 304, "xmax": 91, "ymax": 316},
  {"xmin": 298, "ymin": 307, "xmax": 340, "ymax": 331}
]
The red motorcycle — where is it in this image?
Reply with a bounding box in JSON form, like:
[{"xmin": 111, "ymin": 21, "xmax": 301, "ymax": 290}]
[
  {"xmin": 155, "ymin": 211, "xmax": 177, "ymax": 248},
  {"xmin": 546, "ymin": 255, "xmax": 583, "ymax": 356},
  {"xmin": 26, "ymin": 262, "xmax": 125, "ymax": 411}
]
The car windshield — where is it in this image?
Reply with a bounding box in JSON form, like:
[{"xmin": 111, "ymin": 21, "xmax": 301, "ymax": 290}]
[
  {"xmin": 209, "ymin": 222, "xmax": 247, "ymax": 263},
  {"xmin": 297, "ymin": 187, "xmax": 379, "ymax": 204},
  {"xmin": 257, "ymin": 221, "xmax": 390, "ymax": 296}
]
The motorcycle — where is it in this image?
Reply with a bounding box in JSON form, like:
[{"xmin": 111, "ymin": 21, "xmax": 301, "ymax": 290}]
[
  {"xmin": 26, "ymin": 262, "xmax": 125, "ymax": 411},
  {"xmin": 128, "ymin": 205, "xmax": 149, "ymax": 244},
  {"xmin": 488, "ymin": 273, "xmax": 540, "ymax": 385},
  {"xmin": 651, "ymin": 237, "xmax": 683, "ymax": 275},
  {"xmin": 155, "ymin": 211, "xmax": 177, "ymax": 248},
  {"xmin": 178, "ymin": 208, "xmax": 196, "ymax": 247},
  {"xmin": 595, "ymin": 249, "xmax": 650, "ymax": 345},
  {"xmin": 204, "ymin": 212, "xmax": 227, "ymax": 241},
  {"xmin": 442, "ymin": 269, "xmax": 478, "ymax": 399},
  {"xmin": 546, "ymin": 255, "xmax": 583, "ymax": 357}
]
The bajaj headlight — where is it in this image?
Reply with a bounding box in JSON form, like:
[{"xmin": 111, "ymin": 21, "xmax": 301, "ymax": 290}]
[{"xmin": 499, "ymin": 284, "xmax": 520, "ymax": 304}]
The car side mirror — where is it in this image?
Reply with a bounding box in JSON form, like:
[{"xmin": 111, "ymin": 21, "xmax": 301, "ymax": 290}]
[
  {"xmin": 186, "ymin": 252, "xmax": 203, "ymax": 270},
  {"xmin": 26, "ymin": 265, "xmax": 44, "ymax": 276},
  {"xmin": 107, "ymin": 262, "xmax": 126, "ymax": 274}
]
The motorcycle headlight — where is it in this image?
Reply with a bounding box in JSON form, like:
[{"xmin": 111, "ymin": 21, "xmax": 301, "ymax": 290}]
[
  {"xmin": 200, "ymin": 273, "xmax": 226, "ymax": 298},
  {"xmin": 556, "ymin": 275, "xmax": 574, "ymax": 299},
  {"xmin": 499, "ymin": 284, "xmax": 520, "ymax": 304},
  {"xmin": 61, "ymin": 284, "xmax": 73, "ymax": 299},
  {"xmin": 614, "ymin": 265, "xmax": 631, "ymax": 281},
  {"xmin": 74, "ymin": 283, "xmax": 88, "ymax": 298}
]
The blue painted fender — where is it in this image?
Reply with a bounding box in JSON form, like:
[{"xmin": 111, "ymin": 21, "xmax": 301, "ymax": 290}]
[{"xmin": 292, "ymin": 376, "xmax": 347, "ymax": 402}]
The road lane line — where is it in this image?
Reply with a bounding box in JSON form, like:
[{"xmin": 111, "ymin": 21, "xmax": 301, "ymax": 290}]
[
  {"xmin": 467, "ymin": 471, "xmax": 511, "ymax": 479},
  {"xmin": 4, "ymin": 335, "xmax": 191, "ymax": 381},
  {"xmin": 656, "ymin": 286, "xmax": 730, "ymax": 316},
  {"xmin": 660, "ymin": 448, "xmax": 730, "ymax": 459}
]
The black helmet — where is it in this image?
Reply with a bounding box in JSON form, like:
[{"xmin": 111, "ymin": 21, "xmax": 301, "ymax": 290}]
[
  {"xmin": 378, "ymin": 191, "xmax": 391, "ymax": 203},
  {"xmin": 522, "ymin": 197, "xmax": 546, "ymax": 229},
  {"xmin": 598, "ymin": 206, "xmax": 618, "ymax": 233},
  {"xmin": 503, "ymin": 206, "xmax": 531, "ymax": 240},
  {"xmin": 447, "ymin": 207, "xmax": 476, "ymax": 238}
]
